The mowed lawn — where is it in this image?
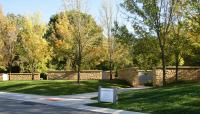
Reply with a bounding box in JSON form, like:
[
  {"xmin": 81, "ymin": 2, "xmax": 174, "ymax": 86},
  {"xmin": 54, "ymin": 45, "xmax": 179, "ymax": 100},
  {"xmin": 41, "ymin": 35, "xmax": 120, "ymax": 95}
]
[
  {"xmin": 90, "ymin": 81, "xmax": 200, "ymax": 114},
  {"xmin": 0, "ymin": 80, "xmax": 130, "ymax": 96}
]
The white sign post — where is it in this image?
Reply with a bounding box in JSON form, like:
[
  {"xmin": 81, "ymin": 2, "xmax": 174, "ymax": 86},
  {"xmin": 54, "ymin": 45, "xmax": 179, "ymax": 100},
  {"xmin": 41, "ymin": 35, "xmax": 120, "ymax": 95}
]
[
  {"xmin": 2, "ymin": 74, "xmax": 9, "ymax": 81},
  {"xmin": 98, "ymin": 86, "xmax": 117, "ymax": 104}
]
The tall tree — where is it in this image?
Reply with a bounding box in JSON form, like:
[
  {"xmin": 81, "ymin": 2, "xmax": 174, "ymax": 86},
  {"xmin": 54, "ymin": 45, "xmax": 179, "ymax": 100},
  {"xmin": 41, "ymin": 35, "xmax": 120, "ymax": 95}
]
[
  {"xmin": 0, "ymin": 8, "xmax": 18, "ymax": 76},
  {"xmin": 113, "ymin": 22, "xmax": 160, "ymax": 70},
  {"xmin": 169, "ymin": 0, "xmax": 188, "ymax": 81},
  {"xmin": 64, "ymin": 0, "xmax": 83, "ymax": 84},
  {"xmin": 48, "ymin": 1, "xmax": 103, "ymax": 83},
  {"xmin": 122, "ymin": 0, "xmax": 177, "ymax": 85},
  {"xmin": 0, "ymin": 8, "xmax": 5, "ymax": 71},
  {"xmin": 18, "ymin": 14, "xmax": 51, "ymax": 79},
  {"xmin": 112, "ymin": 22, "xmax": 136, "ymax": 68},
  {"xmin": 183, "ymin": 0, "xmax": 200, "ymax": 66},
  {"xmin": 45, "ymin": 12, "xmax": 74, "ymax": 70},
  {"xmin": 67, "ymin": 11, "xmax": 102, "ymax": 83},
  {"xmin": 101, "ymin": 0, "xmax": 118, "ymax": 80}
]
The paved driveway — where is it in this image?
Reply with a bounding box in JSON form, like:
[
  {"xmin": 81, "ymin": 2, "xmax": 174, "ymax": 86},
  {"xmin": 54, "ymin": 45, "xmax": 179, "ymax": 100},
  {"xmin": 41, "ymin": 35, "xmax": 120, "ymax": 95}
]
[
  {"xmin": 0, "ymin": 98, "xmax": 104, "ymax": 114},
  {"xmin": 0, "ymin": 89, "xmax": 146, "ymax": 114}
]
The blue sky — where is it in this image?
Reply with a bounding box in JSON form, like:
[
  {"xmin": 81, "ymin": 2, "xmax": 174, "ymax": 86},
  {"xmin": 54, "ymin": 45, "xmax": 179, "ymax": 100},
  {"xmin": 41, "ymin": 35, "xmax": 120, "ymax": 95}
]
[
  {"xmin": 0, "ymin": 0, "xmax": 132, "ymax": 33},
  {"xmin": 0, "ymin": 0, "xmax": 114, "ymax": 23}
]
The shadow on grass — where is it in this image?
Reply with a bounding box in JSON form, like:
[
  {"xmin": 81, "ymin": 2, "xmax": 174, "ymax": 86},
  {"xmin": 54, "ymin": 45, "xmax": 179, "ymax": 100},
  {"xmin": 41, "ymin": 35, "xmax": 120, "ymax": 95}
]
[
  {"xmin": 89, "ymin": 81, "xmax": 200, "ymax": 114},
  {"xmin": 0, "ymin": 80, "xmax": 130, "ymax": 96}
]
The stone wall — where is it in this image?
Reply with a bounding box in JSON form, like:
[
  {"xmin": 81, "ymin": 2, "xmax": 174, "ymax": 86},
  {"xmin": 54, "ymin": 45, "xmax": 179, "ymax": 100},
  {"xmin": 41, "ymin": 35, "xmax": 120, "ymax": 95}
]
[
  {"xmin": 0, "ymin": 73, "xmax": 40, "ymax": 81},
  {"xmin": 10, "ymin": 73, "xmax": 40, "ymax": 80},
  {"xmin": 138, "ymin": 70, "xmax": 153, "ymax": 85},
  {"xmin": 0, "ymin": 75, "xmax": 2, "ymax": 81},
  {"xmin": 153, "ymin": 66, "xmax": 200, "ymax": 86},
  {"xmin": 118, "ymin": 67, "xmax": 139, "ymax": 87},
  {"xmin": 102, "ymin": 71, "xmax": 116, "ymax": 80},
  {"xmin": 47, "ymin": 70, "xmax": 102, "ymax": 80}
]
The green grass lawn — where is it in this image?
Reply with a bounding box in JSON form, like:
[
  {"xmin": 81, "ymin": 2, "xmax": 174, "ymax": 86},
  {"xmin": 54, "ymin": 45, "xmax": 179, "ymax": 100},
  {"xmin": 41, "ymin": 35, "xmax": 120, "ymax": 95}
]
[
  {"xmin": 89, "ymin": 81, "xmax": 200, "ymax": 114},
  {"xmin": 0, "ymin": 80, "xmax": 130, "ymax": 96}
]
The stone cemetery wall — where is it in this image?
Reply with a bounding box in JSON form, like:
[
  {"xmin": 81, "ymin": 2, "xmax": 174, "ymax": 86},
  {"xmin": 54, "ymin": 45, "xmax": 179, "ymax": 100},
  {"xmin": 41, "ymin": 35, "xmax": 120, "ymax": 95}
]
[
  {"xmin": 138, "ymin": 70, "xmax": 153, "ymax": 85},
  {"xmin": 102, "ymin": 71, "xmax": 116, "ymax": 80},
  {"xmin": 118, "ymin": 67, "xmax": 139, "ymax": 87},
  {"xmin": 10, "ymin": 73, "xmax": 40, "ymax": 80},
  {"xmin": 0, "ymin": 73, "xmax": 40, "ymax": 81},
  {"xmin": 153, "ymin": 66, "xmax": 200, "ymax": 86},
  {"xmin": 0, "ymin": 75, "xmax": 2, "ymax": 81},
  {"xmin": 47, "ymin": 70, "xmax": 102, "ymax": 80}
]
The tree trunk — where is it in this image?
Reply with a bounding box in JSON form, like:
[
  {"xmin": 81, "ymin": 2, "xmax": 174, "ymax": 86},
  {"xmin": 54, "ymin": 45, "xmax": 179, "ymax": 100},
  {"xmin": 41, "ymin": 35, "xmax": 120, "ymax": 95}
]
[
  {"xmin": 157, "ymin": 32, "xmax": 167, "ymax": 86},
  {"xmin": 161, "ymin": 46, "xmax": 166, "ymax": 86},
  {"xmin": 108, "ymin": 36, "xmax": 113, "ymax": 80},
  {"xmin": 109, "ymin": 54, "xmax": 112, "ymax": 80},
  {"xmin": 31, "ymin": 64, "xmax": 35, "ymax": 80},
  {"xmin": 65, "ymin": 62, "xmax": 68, "ymax": 78},
  {"xmin": 175, "ymin": 52, "xmax": 179, "ymax": 82},
  {"xmin": 77, "ymin": 43, "xmax": 81, "ymax": 84},
  {"xmin": 77, "ymin": 63, "xmax": 81, "ymax": 84},
  {"xmin": 9, "ymin": 63, "xmax": 12, "ymax": 81}
]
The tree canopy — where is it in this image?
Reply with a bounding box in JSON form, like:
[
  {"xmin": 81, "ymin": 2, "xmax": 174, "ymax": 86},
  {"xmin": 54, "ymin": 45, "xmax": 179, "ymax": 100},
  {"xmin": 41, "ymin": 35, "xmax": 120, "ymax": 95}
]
[{"xmin": 0, "ymin": 0, "xmax": 199, "ymax": 79}]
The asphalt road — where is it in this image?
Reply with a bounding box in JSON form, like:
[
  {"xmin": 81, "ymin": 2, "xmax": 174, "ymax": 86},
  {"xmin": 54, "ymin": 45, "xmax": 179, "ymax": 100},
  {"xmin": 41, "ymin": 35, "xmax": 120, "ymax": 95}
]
[{"xmin": 0, "ymin": 98, "xmax": 105, "ymax": 114}]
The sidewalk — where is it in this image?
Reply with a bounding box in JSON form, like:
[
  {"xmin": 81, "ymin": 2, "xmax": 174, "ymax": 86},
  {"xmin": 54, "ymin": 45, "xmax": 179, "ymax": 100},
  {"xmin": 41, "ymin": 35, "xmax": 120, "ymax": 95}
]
[{"xmin": 0, "ymin": 87, "xmax": 148, "ymax": 114}]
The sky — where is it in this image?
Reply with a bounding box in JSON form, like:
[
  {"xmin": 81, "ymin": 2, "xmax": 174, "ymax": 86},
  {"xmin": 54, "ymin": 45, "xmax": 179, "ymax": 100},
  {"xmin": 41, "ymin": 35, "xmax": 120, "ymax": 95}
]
[
  {"xmin": 0, "ymin": 0, "xmax": 125, "ymax": 23},
  {"xmin": 0, "ymin": 0, "xmax": 100, "ymax": 22},
  {"xmin": 0, "ymin": 0, "xmax": 133, "ymax": 34}
]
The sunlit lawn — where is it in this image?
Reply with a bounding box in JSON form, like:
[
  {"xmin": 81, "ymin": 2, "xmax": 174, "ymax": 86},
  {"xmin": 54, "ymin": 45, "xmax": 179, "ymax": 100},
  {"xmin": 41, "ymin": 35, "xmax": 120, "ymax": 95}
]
[
  {"xmin": 0, "ymin": 80, "xmax": 130, "ymax": 96},
  {"xmin": 89, "ymin": 81, "xmax": 200, "ymax": 114}
]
